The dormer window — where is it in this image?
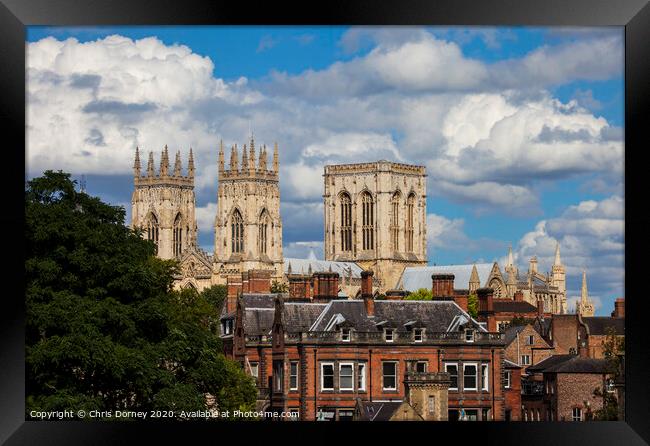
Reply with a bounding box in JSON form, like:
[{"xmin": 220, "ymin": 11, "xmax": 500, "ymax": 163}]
[
  {"xmin": 385, "ymin": 328, "xmax": 394, "ymax": 343},
  {"xmin": 341, "ymin": 328, "xmax": 351, "ymax": 342},
  {"xmin": 414, "ymin": 328, "xmax": 423, "ymax": 342},
  {"xmin": 464, "ymin": 328, "xmax": 475, "ymax": 343}
]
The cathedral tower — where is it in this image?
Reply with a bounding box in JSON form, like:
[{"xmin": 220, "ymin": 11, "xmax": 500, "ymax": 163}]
[
  {"xmin": 213, "ymin": 136, "xmax": 283, "ymax": 278},
  {"xmin": 131, "ymin": 146, "xmax": 198, "ymax": 260},
  {"xmin": 323, "ymin": 160, "xmax": 427, "ymax": 291}
]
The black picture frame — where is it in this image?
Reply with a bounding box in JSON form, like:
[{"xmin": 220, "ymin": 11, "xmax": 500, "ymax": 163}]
[{"xmin": 2, "ymin": 0, "xmax": 648, "ymax": 444}]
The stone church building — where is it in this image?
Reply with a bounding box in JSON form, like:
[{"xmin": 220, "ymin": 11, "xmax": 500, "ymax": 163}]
[{"xmin": 130, "ymin": 141, "xmax": 568, "ymax": 314}]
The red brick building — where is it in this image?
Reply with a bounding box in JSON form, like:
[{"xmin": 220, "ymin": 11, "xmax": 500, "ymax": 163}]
[{"xmin": 221, "ymin": 270, "xmax": 510, "ymax": 421}]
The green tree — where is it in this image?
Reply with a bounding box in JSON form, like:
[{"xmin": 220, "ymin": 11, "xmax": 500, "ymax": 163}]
[
  {"xmin": 405, "ymin": 288, "xmax": 433, "ymax": 300},
  {"xmin": 467, "ymin": 294, "xmax": 478, "ymax": 319},
  {"xmin": 270, "ymin": 280, "xmax": 288, "ymax": 293},
  {"xmin": 592, "ymin": 327, "xmax": 624, "ymax": 420},
  {"xmin": 26, "ymin": 171, "xmax": 256, "ymax": 418},
  {"xmin": 200, "ymin": 284, "xmax": 228, "ymax": 313}
]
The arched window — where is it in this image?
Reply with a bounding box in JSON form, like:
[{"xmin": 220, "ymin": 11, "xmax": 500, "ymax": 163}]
[
  {"xmin": 173, "ymin": 213, "xmax": 183, "ymax": 257},
  {"xmin": 340, "ymin": 192, "xmax": 352, "ymax": 252},
  {"xmin": 489, "ymin": 279, "xmax": 504, "ymax": 299},
  {"xmin": 390, "ymin": 191, "xmax": 401, "ymax": 251},
  {"xmin": 146, "ymin": 212, "xmax": 159, "ymax": 254},
  {"xmin": 259, "ymin": 210, "xmax": 270, "ymax": 255},
  {"xmin": 361, "ymin": 191, "xmax": 374, "ymax": 250},
  {"xmin": 406, "ymin": 193, "xmax": 415, "ymax": 252},
  {"xmin": 231, "ymin": 209, "xmax": 244, "ymax": 254}
]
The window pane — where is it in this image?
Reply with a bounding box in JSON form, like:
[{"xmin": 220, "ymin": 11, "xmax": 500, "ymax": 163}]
[
  {"xmin": 464, "ymin": 364, "xmax": 477, "ymax": 390},
  {"xmin": 358, "ymin": 364, "xmax": 366, "ymax": 390},
  {"xmin": 446, "ymin": 364, "xmax": 458, "ymax": 389},
  {"xmin": 340, "ymin": 364, "xmax": 353, "ymax": 390},
  {"xmin": 383, "ymin": 362, "xmax": 397, "ymax": 389},
  {"xmin": 322, "ymin": 364, "xmax": 334, "ymax": 390}
]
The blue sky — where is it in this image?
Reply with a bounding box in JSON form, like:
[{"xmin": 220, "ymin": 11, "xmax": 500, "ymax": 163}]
[{"xmin": 26, "ymin": 26, "xmax": 624, "ymax": 315}]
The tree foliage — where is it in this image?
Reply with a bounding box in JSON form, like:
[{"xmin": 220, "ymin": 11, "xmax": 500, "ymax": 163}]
[
  {"xmin": 270, "ymin": 280, "xmax": 288, "ymax": 294},
  {"xmin": 467, "ymin": 294, "xmax": 478, "ymax": 318},
  {"xmin": 405, "ymin": 288, "xmax": 433, "ymax": 300},
  {"xmin": 592, "ymin": 327, "xmax": 624, "ymax": 421},
  {"xmin": 26, "ymin": 171, "xmax": 256, "ymax": 418}
]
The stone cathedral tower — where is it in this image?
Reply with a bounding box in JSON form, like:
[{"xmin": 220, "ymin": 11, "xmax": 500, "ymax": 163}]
[
  {"xmin": 213, "ymin": 137, "xmax": 283, "ymax": 279},
  {"xmin": 131, "ymin": 146, "xmax": 198, "ymax": 260},
  {"xmin": 323, "ymin": 161, "xmax": 427, "ymax": 291}
]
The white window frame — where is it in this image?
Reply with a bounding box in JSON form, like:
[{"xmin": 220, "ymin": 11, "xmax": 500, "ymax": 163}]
[
  {"xmin": 250, "ymin": 361, "xmax": 259, "ymax": 378},
  {"xmin": 444, "ymin": 362, "xmax": 459, "ymax": 390},
  {"xmin": 526, "ymin": 334, "xmax": 534, "ymax": 345},
  {"xmin": 463, "ymin": 362, "xmax": 478, "ymax": 391},
  {"xmin": 357, "ymin": 363, "xmax": 366, "ymax": 391},
  {"xmin": 289, "ymin": 361, "xmax": 299, "ymax": 391},
  {"xmin": 382, "ymin": 361, "xmax": 398, "ymax": 391},
  {"xmin": 464, "ymin": 328, "xmax": 475, "ymax": 343},
  {"xmin": 416, "ymin": 361, "xmax": 428, "ymax": 373},
  {"xmin": 339, "ymin": 362, "xmax": 354, "ymax": 391},
  {"xmin": 428, "ymin": 395, "xmax": 435, "ymax": 415},
  {"xmin": 274, "ymin": 361, "xmax": 283, "ymax": 392},
  {"xmin": 481, "ymin": 364, "xmax": 489, "ymax": 391},
  {"xmin": 385, "ymin": 328, "xmax": 394, "ymax": 343},
  {"xmin": 504, "ymin": 370, "xmax": 511, "ymax": 389},
  {"xmin": 521, "ymin": 354, "xmax": 531, "ymax": 366},
  {"xmin": 572, "ymin": 407, "xmax": 582, "ymax": 422},
  {"xmin": 320, "ymin": 362, "xmax": 335, "ymax": 391},
  {"xmin": 414, "ymin": 328, "xmax": 423, "ymax": 343},
  {"xmin": 341, "ymin": 328, "xmax": 351, "ymax": 342}
]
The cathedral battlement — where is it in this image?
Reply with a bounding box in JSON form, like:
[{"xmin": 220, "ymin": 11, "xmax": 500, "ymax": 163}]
[
  {"xmin": 324, "ymin": 160, "xmax": 426, "ymax": 177},
  {"xmin": 133, "ymin": 145, "xmax": 195, "ymax": 188}
]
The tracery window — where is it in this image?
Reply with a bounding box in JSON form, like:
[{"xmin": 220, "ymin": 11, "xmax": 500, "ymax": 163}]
[
  {"xmin": 259, "ymin": 210, "xmax": 269, "ymax": 255},
  {"xmin": 406, "ymin": 193, "xmax": 415, "ymax": 252},
  {"xmin": 361, "ymin": 191, "xmax": 374, "ymax": 250},
  {"xmin": 390, "ymin": 191, "xmax": 400, "ymax": 251},
  {"xmin": 173, "ymin": 213, "xmax": 183, "ymax": 257},
  {"xmin": 340, "ymin": 192, "xmax": 352, "ymax": 252},
  {"xmin": 146, "ymin": 212, "xmax": 159, "ymax": 254},
  {"xmin": 231, "ymin": 209, "xmax": 244, "ymax": 254}
]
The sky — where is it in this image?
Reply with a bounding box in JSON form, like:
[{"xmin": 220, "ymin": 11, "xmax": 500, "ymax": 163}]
[{"xmin": 25, "ymin": 26, "xmax": 624, "ymax": 316}]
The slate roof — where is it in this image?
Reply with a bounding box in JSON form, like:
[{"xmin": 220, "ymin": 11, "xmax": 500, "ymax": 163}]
[
  {"xmin": 283, "ymin": 302, "xmax": 329, "ymax": 331},
  {"xmin": 504, "ymin": 325, "xmax": 527, "ymax": 344},
  {"xmin": 308, "ymin": 299, "xmax": 484, "ymax": 333},
  {"xmin": 243, "ymin": 309, "xmax": 275, "ymax": 335},
  {"xmin": 583, "ymin": 317, "xmax": 625, "ymax": 336},
  {"xmin": 504, "ymin": 359, "xmax": 522, "ymax": 369},
  {"xmin": 543, "ymin": 357, "xmax": 613, "ymax": 374},
  {"xmin": 526, "ymin": 354, "xmax": 575, "ymax": 374},
  {"xmin": 284, "ymin": 257, "xmax": 363, "ymax": 277},
  {"xmin": 532, "ymin": 317, "xmax": 552, "ymax": 338},
  {"xmin": 356, "ymin": 401, "xmax": 403, "ymax": 421},
  {"xmin": 493, "ymin": 300, "xmax": 538, "ymax": 314},
  {"xmin": 398, "ymin": 263, "xmax": 493, "ymax": 291}
]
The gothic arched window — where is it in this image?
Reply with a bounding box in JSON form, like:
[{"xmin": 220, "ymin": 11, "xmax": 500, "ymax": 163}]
[
  {"xmin": 406, "ymin": 193, "xmax": 415, "ymax": 252},
  {"xmin": 173, "ymin": 213, "xmax": 183, "ymax": 257},
  {"xmin": 390, "ymin": 191, "xmax": 401, "ymax": 251},
  {"xmin": 361, "ymin": 191, "xmax": 374, "ymax": 250},
  {"xmin": 146, "ymin": 212, "xmax": 159, "ymax": 254},
  {"xmin": 231, "ymin": 209, "xmax": 244, "ymax": 254},
  {"xmin": 489, "ymin": 279, "xmax": 504, "ymax": 299},
  {"xmin": 259, "ymin": 209, "xmax": 270, "ymax": 255},
  {"xmin": 340, "ymin": 192, "xmax": 352, "ymax": 252}
]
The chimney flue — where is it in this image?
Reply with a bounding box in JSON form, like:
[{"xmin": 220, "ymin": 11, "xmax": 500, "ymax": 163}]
[
  {"xmin": 612, "ymin": 298, "xmax": 625, "ymax": 318},
  {"xmin": 477, "ymin": 287, "xmax": 496, "ymax": 332},
  {"xmin": 361, "ymin": 270, "xmax": 374, "ymax": 316}
]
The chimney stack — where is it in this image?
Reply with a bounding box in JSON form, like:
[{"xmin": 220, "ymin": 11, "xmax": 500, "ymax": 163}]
[
  {"xmin": 313, "ymin": 271, "xmax": 339, "ymax": 301},
  {"xmin": 612, "ymin": 298, "xmax": 625, "ymax": 318},
  {"xmin": 226, "ymin": 275, "xmax": 243, "ymax": 313},
  {"xmin": 477, "ymin": 287, "xmax": 496, "ymax": 332},
  {"xmin": 578, "ymin": 339, "xmax": 590, "ymax": 358},
  {"xmin": 432, "ymin": 274, "xmax": 455, "ymax": 298},
  {"xmin": 514, "ymin": 290, "xmax": 524, "ymax": 302},
  {"xmin": 361, "ymin": 270, "xmax": 375, "ymax": 316},
  {"xmin": 537, "ymin": 298, "xmax": 545, "ymax": 318}
]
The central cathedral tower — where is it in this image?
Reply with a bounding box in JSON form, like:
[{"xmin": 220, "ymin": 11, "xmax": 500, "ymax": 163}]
[{"xmin": 213, "ymin": 137, "xmax": 283, "ymax": 278}]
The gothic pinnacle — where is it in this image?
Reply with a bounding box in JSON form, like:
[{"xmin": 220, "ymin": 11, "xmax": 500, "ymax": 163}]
[
  {"xmin": 147, "ymin": 151, "xmax": 154, "ymax": 177},
  {"xmin": 160, "ymin": 145, "xmax": 170, "ymax": 177},
  {"xmin": 188, "ymin": 147, "xmax": 195, "ymax": 178},
  {"xmin": 554, "ymin": 241, "xmax": 562, "ymax": 266},
  {"xmin": 273, "ymin": 142, "xmax": 279, "ymax": 172},
  {"xmin": 174, "ymin": 150, "xmax": 182, "ymax": 176},
  {"xmin": 230, "ymin": 144, "xmax": 239, "ymax": 171},
  {"xmin": 218, "ymin": 139, "xmax": 225, "ymax": 172},
  {"xmin": 134, "ymin": 146, "xmax": 141, "ymax": 177}
]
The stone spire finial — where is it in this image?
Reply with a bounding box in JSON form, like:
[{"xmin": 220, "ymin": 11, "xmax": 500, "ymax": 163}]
[
  {"xmin": 287, "ymin": 262, "xmax": 292, "ymax": 274},
  {"xmin": 242, "ymin": 144, "xmax": 249, "ymax": 170},
  {"xmin": 160, "ymin": 145, "xmax": 170, "ymax": 177},
  {"xmin": 134, "ymin": 146, "xmax": 141, "ymax": 177},
  {"xmin": 258, "ymin": 145, "xmax": 267, "ymax": 170},
  {"xmin": 273, "ymin": 142, "xmax": 279, "ymax": 172},
  {"xmin": 218, "ymin": 140, "xmax": 225, "ymax": 173},
  {"xmin": 147, "ymin": 151, "xmax": 154, "ymax": 177},
  {"xmin": 507, "ymin": 244, "xmax": 514, "ymax": 267},
  {"xmin": 580, "ymin": 269, "xmax": 588, "ymax": 303},
  {"xmin": 173, "ymin": 150, "xmax": 182, "ymax": 176},
  {"xmin": 249, "ymin": 134, "xmax": 256, "ymax": 170},
  {"xmin": 230, "ymin": 144, "xmax": 239, "ymax": 171},
  {"xmin": 554, "ymin": 241, "xmax": 562, "ymax": 266},
  {"xmin": 188, "ymin": 147, "xmax": 195, "ymax": 178}
]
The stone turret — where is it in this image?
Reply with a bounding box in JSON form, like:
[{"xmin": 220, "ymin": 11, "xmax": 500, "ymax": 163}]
[
  {"xmin": 134, "ymin": 146, "xmax": 141, "ymax": 177},
  {"xmin": 469, "ymin": 264, "xmax": 480, "ymax": 294},
  {"xmin": 173, "ymin": 151, "xmax": 182, "ymax": 177},
  {"xmin": 550, "ymin": 241, "xmax": 567, "ymax": 313},
  {"xmin": 218, "ymin": 140, "xmax": 225, "ymax": 173},
  {"xmin": 576, "ymin": 269, "xmax": 595, "ymax": 317}
]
